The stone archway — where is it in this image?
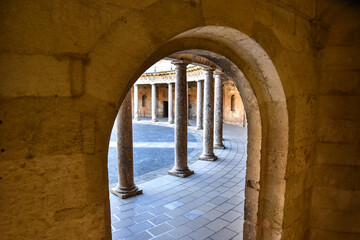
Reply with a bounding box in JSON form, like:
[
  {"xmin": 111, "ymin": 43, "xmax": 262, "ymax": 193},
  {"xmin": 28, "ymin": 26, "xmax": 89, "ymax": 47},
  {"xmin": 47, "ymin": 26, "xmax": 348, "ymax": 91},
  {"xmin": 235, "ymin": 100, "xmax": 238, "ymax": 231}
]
[{"xmin": 93, "ymin": 26, "xmax": 288, "ymax": 240}]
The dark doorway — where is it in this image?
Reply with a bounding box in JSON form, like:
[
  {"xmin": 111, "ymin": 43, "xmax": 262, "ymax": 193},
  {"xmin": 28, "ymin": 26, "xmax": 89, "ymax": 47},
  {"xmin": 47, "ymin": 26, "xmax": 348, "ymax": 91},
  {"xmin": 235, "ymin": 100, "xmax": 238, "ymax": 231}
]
[{"xmin": 163, "ymin": 101, "xmax": 168, "ymax": 117}]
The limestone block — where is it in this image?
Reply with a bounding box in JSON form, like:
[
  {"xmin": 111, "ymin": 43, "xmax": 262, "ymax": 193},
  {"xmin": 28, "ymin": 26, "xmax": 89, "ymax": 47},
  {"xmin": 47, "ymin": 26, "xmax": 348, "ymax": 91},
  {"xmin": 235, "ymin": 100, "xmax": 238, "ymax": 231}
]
[
  {"xmin": 316, "ymin": 142, "xmax": 360, "ymax": 166},
  {"xmin": 318, "ymin": 119, "xmax": 359, "ymax": 143},
  {"xmin": 319, "ymin": 95, "xmax": 360, "ymax": 120},
  {"xmin": 201, "ymin": 0, "xmax": 255, "ymax": 34},
  {"xmin": 311, "ymin": 228, "xmax": 360, "ymax": 240},
  {"xmin": 311, "ymin": 208, "xmax": 360, "ymax": 234},
  {"xmin": 320, "ymin": 46, "xmax": 360, "ymax": 71},
  {"xmin": 0, "ymin": 53, "xmax": 70, "ymax": 97},
  {"xmin": 313, "ymin": 165, "xmax": 360, "ymax": 190},
  {"xmin": 320, "ymin": 70, "xmax": 360, "ymax": 95},
  {"xmin": 273, "ymin": 5, "xmax": 296, "ymax": 35},
  {"xmin": 312, "ymin": 187, "xmax": 360, "ymax": 211}
]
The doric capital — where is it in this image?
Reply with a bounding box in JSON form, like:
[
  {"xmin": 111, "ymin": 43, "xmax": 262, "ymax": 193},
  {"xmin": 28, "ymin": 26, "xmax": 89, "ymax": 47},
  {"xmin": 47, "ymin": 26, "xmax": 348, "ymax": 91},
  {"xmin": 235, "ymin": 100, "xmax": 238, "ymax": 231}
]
[
  {"xmin": 172, "ymin": 60, "xmax": 190, "ymax": 69},
  {"xmin": 214, "ymin": 69, "xmax": 224, "ymax": 76},
  {"xmin": 202, "ymin": 66, "xmax": 215, "ymax": 73}
]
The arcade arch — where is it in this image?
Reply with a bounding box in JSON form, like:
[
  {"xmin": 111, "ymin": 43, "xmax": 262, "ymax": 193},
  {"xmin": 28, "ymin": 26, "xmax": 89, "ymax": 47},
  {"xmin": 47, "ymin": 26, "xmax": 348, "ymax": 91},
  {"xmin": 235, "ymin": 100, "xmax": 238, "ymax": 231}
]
[{"xmin": 101, "ymin": 26, "xmax": 289, "ymax": 239}]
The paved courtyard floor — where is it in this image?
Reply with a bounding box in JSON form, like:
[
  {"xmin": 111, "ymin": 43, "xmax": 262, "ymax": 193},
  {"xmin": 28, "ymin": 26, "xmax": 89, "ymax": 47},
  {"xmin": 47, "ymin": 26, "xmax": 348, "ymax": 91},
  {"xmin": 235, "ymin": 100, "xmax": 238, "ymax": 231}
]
[{"xmin": 109, "ymin": 119, "xmax": 247, "ymax": 240}]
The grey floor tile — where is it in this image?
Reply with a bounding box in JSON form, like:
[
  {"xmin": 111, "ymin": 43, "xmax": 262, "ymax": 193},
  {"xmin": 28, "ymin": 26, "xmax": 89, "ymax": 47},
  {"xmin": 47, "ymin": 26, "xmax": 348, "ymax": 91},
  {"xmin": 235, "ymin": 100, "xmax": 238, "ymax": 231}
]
[
  {"xmin": 202, "ymin": 209, "xmax": 224, "ymax": 221},
  {"xmin": 185, "ymin": 216, "xmax": 210, "ymax": 230},
  {"xmin": 112, "ymin": 218, "xmax": 136, "ymax": 230},
  {"xmin": 226, "ymin": 218, "xmax": 244, "ymax": 233},
  {"xmin": 124, "ymin": 231, "xmax": 152, "ymax": 240},
  {"xmin": 128, "ymin": 220, "xmax": 154, "ymax": 233},
  {"xmin": 188, "ymin": 226, "xmax": 215, "ymax": 240},
  {"xmin": 220, "ymin": 210, "xmax": 242, "ymax": 222},
  {"xmin": 147, "ymin": 223, "xmax": 173, "ymax": 236},
  {"xmin": 215, "ymin": 202, "xmax": 235, "ymax": 213},
  {"xmin": 151, "ymin": 233, "xmax": 176, "ymax": 240},
  {"xmin": 133, "ymin": 212, "xmax": 155, "ymax": 223},
  {"xmin": 206, "ymin": 218, "xmax": 229, "ymax": 232},
  {"xmin": 149, "ymin": 214, "xmax": 173, "ymax": 225},
  {"xmin": 167, "ymin": 215, "xmax": 190, "ymax": 227},
  {"xmin": 168, "ymin": 225, "xmax": 193, "ymax": 239},
  {"xmin": 209, "ymin": 227, "xmax": 237, "ymax": 240},
  {"xmin": 112, "ymin": 228, "xmax": 133, "ymax": 239},
  {"xmin": 149, "ymin": 206, "xmax": 168, "ymax": 216},
  {"xmin": 164, "ymin": 201, "xmax": 184, "ymax": 210},
  {"xmin": 183, "ymin": 209, "xmax": 205, "ymax": 220}
]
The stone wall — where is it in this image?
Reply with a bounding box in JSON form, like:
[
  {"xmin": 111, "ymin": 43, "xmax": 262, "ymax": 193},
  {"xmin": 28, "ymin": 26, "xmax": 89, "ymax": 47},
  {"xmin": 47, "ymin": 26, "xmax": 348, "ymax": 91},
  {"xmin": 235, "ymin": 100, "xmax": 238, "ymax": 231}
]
[{"xmin": 0, "ymin": 1, "xmax": 359, "ymax": 240}]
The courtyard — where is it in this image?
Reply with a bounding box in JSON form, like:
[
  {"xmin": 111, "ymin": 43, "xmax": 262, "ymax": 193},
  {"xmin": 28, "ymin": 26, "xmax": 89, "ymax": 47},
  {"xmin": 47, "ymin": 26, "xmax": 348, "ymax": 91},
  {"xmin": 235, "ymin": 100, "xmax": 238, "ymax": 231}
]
[{"xmin": 108, "ymin": 120, "xmax": 247, "ymax": 240}]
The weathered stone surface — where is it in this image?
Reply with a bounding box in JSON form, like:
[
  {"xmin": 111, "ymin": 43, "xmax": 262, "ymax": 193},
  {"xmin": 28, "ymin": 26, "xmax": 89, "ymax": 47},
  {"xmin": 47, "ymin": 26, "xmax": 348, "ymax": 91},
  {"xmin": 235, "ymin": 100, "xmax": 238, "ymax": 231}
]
[
  {"xmin": 111, "ymin": 91, "xmax": 142, "ymax": 199},
  {"xmin": 199, "ymin": 67, "xmax": 217, "ymax": 161},
  {"xmin": 0, "ymin": 1, "xmax": 359, "ymax": 240},
  {"xmin": 168, "ymin": 60, "xmax": 194, "ymax": 178},
  {"xmin": 214, "ymin": 71, "xmax": 225, "ymax": 149}
]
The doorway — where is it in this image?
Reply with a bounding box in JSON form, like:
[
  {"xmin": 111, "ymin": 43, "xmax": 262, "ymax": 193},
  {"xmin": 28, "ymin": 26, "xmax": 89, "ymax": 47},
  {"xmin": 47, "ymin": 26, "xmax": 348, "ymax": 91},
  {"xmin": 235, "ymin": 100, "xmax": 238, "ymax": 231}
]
[{"xmin": 163, "ymin": 101, "xmax": 168, "ymax": 117}]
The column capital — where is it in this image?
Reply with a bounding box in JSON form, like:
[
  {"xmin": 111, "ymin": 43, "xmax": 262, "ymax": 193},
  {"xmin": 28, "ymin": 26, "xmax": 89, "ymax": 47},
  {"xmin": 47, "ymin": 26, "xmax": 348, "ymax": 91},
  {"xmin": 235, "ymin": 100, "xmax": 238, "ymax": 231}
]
[
  {"xmin": 214, "ymin": 69, "xmax": 224, "ymax": 77},
  {"xmin": 202, "ymin": 66, "xmax": 215, "ymax": 73},
  {"xmin": 172, "ymin": 60, "xmax": 190, "ymax": 68},
  {"xmin": 196, "ymin": 79, "xmax": 204, "ymax": 82}
]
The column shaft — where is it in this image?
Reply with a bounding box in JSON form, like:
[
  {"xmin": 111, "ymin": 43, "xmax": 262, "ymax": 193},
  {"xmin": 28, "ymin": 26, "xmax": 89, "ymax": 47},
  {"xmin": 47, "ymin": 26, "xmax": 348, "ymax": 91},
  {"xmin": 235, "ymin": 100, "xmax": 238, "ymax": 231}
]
[
  {"xmin": 169, "ymin": 61, "xmax": 194, "ymax": 178},
  {"xmin": 151, "ymin": 84, "xmax": 158, "ymax": 122},
  {"xmin": 214, "ymin": 72, "xmax": 225, "ymax": 149},
  {"xmin": 199, "ymin": 67, "xmax": 217, "ymax": 161},
  {"xmin": 134, "ymin": 85, "xmax": 139, "ymax": 121},
  {"xmin": 111, "ymin": 91, "xmax": 142, "ymax": 199},
  {"xmin": 196, "ymin": 80, "xmax": 203, "ymax": 130},
  {"xmin": 168, "ymin": 83, "xmax": 174, "ymax": 124}
]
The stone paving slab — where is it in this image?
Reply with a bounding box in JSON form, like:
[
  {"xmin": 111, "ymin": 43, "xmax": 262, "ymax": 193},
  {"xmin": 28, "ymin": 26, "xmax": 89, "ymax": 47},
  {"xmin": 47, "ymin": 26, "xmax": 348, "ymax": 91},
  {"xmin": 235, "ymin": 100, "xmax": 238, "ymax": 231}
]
[{"xmin": 110, "ymin": 123, "xmax": 247, "ymax": 240}]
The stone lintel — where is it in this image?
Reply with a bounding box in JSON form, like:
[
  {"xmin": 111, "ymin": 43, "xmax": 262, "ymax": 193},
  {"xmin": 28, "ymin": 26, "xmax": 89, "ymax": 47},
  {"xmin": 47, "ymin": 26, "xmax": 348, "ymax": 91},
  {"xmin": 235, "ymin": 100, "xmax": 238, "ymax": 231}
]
[{"xmin": 111, "ymin": 185, "xmax": 143, "ymax": 199}]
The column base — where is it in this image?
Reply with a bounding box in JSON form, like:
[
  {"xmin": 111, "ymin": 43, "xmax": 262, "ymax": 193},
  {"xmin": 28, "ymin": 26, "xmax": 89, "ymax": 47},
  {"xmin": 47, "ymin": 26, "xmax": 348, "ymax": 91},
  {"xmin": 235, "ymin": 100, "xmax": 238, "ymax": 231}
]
[
  {"xmin": 134, "ymin": 117, "xmax": 140, "ymax": 121},
  {"xmin": 168, "ymin": 120, "xmax": 174, "ymax": 124},
  {"xmin": 199, "ymin": 153, "xmax": 218, "ymax": 161},
  {"xmin": 111, "ymin": 185, "xmax": 143, "ymax": 199},
  {"xmin": 152, "ymin": 119, "xmax": 158, "ymax": 122},
  {"xmin": 196, "ymin": 126, "xmax": 203, "ymax": 130},
  {"xmin": 168, "ymin": 168, "xmax": 194, "ymax": 178},
  {"xmin": 214, "ymin": 143, "xmax": 226, "ymax": 149}
]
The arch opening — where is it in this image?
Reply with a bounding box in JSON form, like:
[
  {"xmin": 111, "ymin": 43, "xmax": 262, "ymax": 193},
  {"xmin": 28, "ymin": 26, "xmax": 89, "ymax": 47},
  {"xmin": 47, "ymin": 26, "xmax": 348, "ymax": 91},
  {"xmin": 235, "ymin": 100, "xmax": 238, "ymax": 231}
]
[{"xmin": 96, "ymin": 26, "xmax": 289, "ymax": 240}]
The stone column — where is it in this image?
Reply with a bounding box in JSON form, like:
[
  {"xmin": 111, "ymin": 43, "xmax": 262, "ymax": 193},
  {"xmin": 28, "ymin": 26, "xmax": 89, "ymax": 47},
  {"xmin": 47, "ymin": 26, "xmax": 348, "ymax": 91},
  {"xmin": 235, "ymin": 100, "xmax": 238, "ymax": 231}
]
[
  {"xmin": 187, "ymin": 82, "xmax": 191, "ymax": 126},
  {"xmin": 133, "ymin": 84, "xmax": 139, "ymax": 121},
  {"xmin": 199, "ymin": 67, "xmax": 218, "ymax": 161},
  {"xmin": 168, "ymin": 60, "xmax": 194, "ymax": 177},
  {"xmin": 151, "ymin": 84, "xmax": 158, "ymax": 122},
  {"xmin": 214, "ymin": 71, "xmax": 225, "ymax": 149},
  {"xmin": 111, "ymin": 91, "xmax": 142, "ymax": 199},
  {"xmin": 196, "ymin": 80, "xmax": 203, "ymax": 130},
  {"xmin": 168, "ymin": 83, "xmax": 174, "ymax": 124}
]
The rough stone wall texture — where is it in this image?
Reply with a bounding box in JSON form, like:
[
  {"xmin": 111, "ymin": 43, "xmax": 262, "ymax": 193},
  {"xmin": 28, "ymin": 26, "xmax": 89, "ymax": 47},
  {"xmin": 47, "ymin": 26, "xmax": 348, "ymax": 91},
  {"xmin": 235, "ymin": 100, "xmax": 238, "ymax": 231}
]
[
  {"xmin": 0, "ymin": 1, "xmax": 359, "ymax": 240},
  {"xmin": 311, "ymin": 2, "xmax": 360, "ymax": 240}
]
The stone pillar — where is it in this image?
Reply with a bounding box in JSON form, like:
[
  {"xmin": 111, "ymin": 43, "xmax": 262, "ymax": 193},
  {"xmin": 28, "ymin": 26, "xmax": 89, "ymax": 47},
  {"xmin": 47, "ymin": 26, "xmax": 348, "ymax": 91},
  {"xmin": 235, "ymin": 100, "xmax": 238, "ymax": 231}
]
[
  {"xmin": 214, "ymin": 71, "xmax": 225, "ymax": 149},
  {"xmin": 169, "ymin": 60, "xmax": 194, "ymax": 177},
  {"xmin": 133, "ymin": 84, "xmax": 139, "ymax": 121},
  {"xmin": 168, "ymin": 83, "xmax": 174, "ymax": 124},
  {"xmin": 196, "ymin": 80, "xmax": 203, "ymax": 130},
  {"xmin": 187, "ymin": 82, "xmax": 191, "ymax": 126},
  {"xmin": 111, "ymin": 91, "xmax": 142, "ymax": 199},
  {"xmin": 199, "ymin": 67, "xmax": 218, "ymax": 161},
  {"xmin": 151, "ymin": 83, "xmax": 158, "ymax": 122}
]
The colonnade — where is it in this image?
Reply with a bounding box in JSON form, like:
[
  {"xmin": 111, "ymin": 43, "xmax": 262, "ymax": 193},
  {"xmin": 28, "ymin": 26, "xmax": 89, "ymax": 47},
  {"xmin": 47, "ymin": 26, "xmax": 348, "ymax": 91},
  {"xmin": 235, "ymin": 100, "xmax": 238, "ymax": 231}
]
[{"xmin": 112, "ymin": 62, "xmax": 226, "ymax": 198}]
